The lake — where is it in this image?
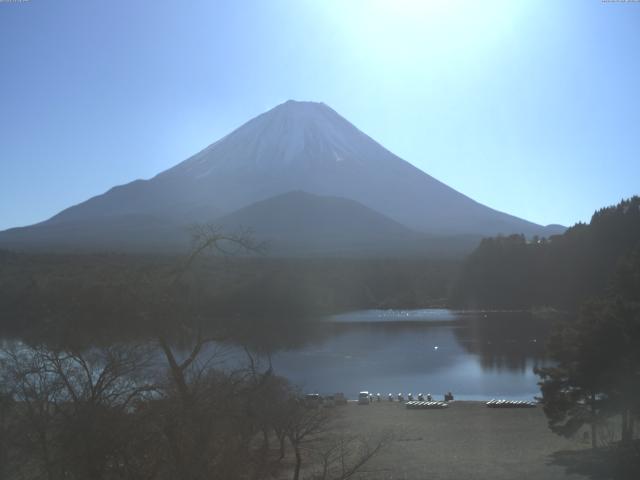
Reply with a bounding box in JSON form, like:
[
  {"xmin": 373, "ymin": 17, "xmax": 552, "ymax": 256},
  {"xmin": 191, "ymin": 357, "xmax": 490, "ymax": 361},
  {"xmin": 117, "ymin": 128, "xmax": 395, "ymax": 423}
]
[
  {"xmin": 0, "ymin": 309, "xmax": 557, "ymax": 402},
  {"xmin": 264, "ymin": 309, "xmax": 555, "ymax": 401}
]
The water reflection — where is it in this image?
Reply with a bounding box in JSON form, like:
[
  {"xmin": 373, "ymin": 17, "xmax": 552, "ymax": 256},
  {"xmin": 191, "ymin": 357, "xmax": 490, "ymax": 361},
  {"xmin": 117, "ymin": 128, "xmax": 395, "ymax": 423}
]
[
  {"xmin": 452, "ymin": 313, "xmax": 552, "ymax": 373},
  {"xmin": 0, "ymin": 310, "xmax": 557, "ymax": 401},
  {"xmin": 264, "ymin": 310, "xmax": 555, "ymax": 401}
]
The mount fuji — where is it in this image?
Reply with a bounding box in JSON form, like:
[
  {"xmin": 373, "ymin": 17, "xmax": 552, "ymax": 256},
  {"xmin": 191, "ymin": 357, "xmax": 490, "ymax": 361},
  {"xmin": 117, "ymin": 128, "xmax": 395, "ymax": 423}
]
[{"xmin": 0, "ymin": 100, "xmax": 564, "ymax": 254}]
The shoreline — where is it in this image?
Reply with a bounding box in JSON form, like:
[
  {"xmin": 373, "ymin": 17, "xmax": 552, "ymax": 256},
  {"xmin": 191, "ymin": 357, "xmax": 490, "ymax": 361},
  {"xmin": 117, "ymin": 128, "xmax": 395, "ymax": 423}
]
[{"xmin": 329, "ymin": 400, "xmax": 590, "ymax": 480}]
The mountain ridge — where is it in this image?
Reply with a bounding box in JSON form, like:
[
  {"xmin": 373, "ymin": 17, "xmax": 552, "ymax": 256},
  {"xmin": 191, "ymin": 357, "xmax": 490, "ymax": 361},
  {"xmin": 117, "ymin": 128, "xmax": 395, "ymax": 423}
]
[{"xmin": 0, "ymin": 100, "xmax": 565, "ymax": 253}]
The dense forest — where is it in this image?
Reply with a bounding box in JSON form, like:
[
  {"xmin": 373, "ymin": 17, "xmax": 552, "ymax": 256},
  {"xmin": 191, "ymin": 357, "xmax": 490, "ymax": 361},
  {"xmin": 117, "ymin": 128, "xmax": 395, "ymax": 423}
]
[
  {"xmin": 452, "ymin": 196, "xmax": 640, "ymax": 310},
  {"xmin": 0, "ymin": 249, "xmax": 457, "ymax": 342}
]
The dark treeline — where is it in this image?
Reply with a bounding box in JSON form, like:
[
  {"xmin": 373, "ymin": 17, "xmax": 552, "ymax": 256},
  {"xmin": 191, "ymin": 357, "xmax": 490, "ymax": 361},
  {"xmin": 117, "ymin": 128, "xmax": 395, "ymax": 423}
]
[
  {"xmin": 452, "ymin": 196, "xmax": 640, "ymax": 310},
  {"xmin": 0, "ymin": 250, "xmax": 457, "ymax": 342}
]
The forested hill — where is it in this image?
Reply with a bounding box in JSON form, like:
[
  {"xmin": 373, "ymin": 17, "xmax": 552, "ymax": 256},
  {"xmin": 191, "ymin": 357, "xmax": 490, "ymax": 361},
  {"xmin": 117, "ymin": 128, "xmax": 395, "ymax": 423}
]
[{"xmin": 451, "ymin": 196, "xmax": 640, "ymax": 310}]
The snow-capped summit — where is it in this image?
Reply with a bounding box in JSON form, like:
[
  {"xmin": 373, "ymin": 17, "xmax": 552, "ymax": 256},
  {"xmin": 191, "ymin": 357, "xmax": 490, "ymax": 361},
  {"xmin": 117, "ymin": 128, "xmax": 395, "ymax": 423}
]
[{"xmin": 162, "ymin": 100, "xmax": 387, "ymax": 177}]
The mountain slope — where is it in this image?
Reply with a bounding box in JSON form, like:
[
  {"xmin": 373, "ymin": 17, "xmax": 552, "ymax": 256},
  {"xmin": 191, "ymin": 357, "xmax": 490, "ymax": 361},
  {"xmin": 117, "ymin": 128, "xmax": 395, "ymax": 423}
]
[
  {"xmin": 0, "ymin": 191, "xmax": 481, "ymax": 256},
  {"xmin": 216, "ymin": 191, "xmax": 421, "ymax": 254},
  {"xmin": 0, "ymin": 214, "xmax": 187, "ymax": 252},
  {"xmin": 0, "ymin": 100, "xmax": 564, "ymax": 253}
]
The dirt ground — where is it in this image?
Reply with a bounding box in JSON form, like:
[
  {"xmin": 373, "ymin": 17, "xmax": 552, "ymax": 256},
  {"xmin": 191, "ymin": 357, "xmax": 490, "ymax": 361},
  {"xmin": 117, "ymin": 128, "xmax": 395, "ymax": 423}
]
[{"xmin": 327, "ymin": 401, "xmax": 592, "ymax": 480}]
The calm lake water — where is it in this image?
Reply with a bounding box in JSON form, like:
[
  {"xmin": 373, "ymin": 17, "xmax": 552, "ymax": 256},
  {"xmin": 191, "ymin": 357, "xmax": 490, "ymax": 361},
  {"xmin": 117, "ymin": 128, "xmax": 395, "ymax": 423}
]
[
  {"xmin": 0, "ymin": 309, "xmax": 557, "ymax": 402},
  {"xmin": 265, "ymin": 309, "xmax": 555, "ymax": 401}
]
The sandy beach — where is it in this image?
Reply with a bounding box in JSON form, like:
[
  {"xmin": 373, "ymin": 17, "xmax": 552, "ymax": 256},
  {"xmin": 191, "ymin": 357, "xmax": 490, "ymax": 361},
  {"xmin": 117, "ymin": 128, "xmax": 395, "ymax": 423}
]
[{"xmin": 326, "ymin": 401, "xmax": 592, "ymax": 480}]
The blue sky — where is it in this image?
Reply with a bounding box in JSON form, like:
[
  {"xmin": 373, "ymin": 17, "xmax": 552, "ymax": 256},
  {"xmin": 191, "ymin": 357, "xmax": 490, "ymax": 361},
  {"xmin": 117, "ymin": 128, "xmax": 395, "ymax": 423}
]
[{"xmin": 1, "ymin": 0, "xmax": 638, "ymax": 230}]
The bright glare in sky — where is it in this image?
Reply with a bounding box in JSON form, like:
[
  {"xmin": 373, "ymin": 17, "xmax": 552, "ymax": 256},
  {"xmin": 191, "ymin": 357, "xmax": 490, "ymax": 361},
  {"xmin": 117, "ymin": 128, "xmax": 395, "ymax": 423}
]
[
  {"xmin": 0, "ymin": 0, "xmax": 638, "ymax": 230},
  {"xmin": 326, "ymin": 0, "xmax": 529, "ymax": 64}
]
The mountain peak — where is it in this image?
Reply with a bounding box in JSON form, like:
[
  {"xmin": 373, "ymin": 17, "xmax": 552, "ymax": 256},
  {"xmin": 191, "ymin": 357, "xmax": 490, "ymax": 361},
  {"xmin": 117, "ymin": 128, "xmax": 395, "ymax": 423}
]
[
  {"xmin": 261, "ymin": 99, "xmax": 339, "ymax": 126},
  {"xmin": 163, "ymin": 99, "xmax": 376, "ymax": 177},
  {"xmin": 279, "ymin": 99, "xmax": 327, "ymax": 107},
  {"xmin": 270, "ymin": 99, "xmax": 333, "ymax": 115}
]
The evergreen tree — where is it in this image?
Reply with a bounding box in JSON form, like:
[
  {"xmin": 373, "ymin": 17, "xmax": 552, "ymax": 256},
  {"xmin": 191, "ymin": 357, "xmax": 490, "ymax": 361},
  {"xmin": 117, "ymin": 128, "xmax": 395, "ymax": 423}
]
[
  {"xmin": 536, "ymin": 247, "xmax": 640, "ymax": 447},
  {"xmin": 453, "ymin": 196, "xmax": 640, "ymax": 309}
]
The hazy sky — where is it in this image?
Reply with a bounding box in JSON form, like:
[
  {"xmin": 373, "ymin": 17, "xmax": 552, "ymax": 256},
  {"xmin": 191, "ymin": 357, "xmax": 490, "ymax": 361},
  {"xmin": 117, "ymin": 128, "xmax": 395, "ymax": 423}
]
[{"xmin": 1, "ymin": 0, "xmax": 639, "ymax": 230}]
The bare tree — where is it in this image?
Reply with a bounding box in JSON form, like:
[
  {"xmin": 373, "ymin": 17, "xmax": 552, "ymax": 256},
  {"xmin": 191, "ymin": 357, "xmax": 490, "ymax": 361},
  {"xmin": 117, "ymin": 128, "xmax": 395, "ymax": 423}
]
[
  {"xmin": 1, "ymin": 345, "xmax": 67, "ymax": 479},
  {"xmin": 0, "ymin": 343, "xmax": 156, "ymax": 480},
  {"xmin": 308, "ymin": 430, "xmax": 393, "ymax": 480},
  {"xmin": 284, "ymin": 399, "xmax": 333, "ymax": 480},
  {"xmin": 146, "ymin": 225, "xmax": 270, "ymax": 479},
  {"xmin": 0, "ymin": 388, "xmax": 11, "ymax": 480},
  {"xmin": 156, "ymin": 223, "xmax": 265, "ymax": 401}
]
